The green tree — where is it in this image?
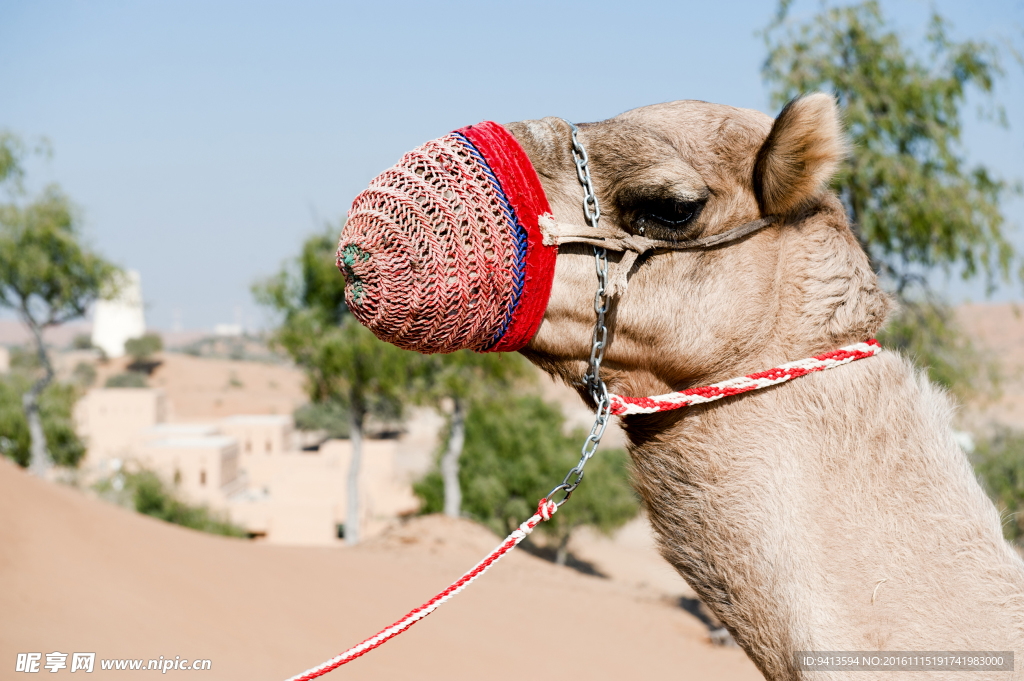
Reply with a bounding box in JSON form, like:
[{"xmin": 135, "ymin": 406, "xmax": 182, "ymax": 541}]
[
  {"xmin": 293, "ymin": 400, "xmax": 350, "ymax": 439},
  {"xmin": 0, "ymin": 133, "xmax": 119, "ymax": 474},
  {"xmin": 416, "ymin": 350, "xmax": 531, "ymax": 518},
  {"xmin": 125, "ymin": 333, "xmax": 163, "ymax": 362},
  {"xmin": 415, "ymin": 395, "xmax": 639, "ymax": 565},
  {"xmin": 254, "ymin": 224, "xmax": 421, "ymax": 545},
  {"xmin": 0, "ymin": 371, "xmax": 86, "ymax": 468},
  {"xmin": 762, "ymin": 1, "xmax": 1020, "ymax": 397}
]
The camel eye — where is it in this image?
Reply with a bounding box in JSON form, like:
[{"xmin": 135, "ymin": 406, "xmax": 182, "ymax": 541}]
[{"xmin": 638, "ymin": 198, "xmax": 703, "ymax": 230}]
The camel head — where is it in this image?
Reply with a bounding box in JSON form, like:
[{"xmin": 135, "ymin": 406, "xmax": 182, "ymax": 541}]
[
  {"xmin": 339, "ymin": 95, "xmax": 891, "ymax": 404},
  {"xmin": 510, "ymin": 95, "xmax": 891, "ymax": 404}
]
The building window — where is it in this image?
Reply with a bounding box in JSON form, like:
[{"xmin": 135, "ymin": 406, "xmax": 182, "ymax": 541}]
[
  {"xmin": 245, "ymin": 440, "xmax": 251, "ymax": 453},
  {"xmin": 173, "ymin": 469, "xmax": 181, "ymax": 485},
  {"xmin": 265, "ymin": 440, "xmax": 272, "ymax": 453},
  {"xmin": 200, "ymin": 470, "xmax": 207, "ymax": 486}
]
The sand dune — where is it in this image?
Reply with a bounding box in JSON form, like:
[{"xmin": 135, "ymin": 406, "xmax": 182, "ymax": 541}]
[{"xmin": 0, "ymin": 459, "xmax": 762, "ymax": 680}]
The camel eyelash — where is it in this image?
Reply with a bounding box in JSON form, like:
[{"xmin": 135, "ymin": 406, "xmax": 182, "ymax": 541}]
[
  {"xmin": 640, "ymin": 198, "xmax": 704, "ymax": 227},
  {"xmin": 621, "ymin": 195, "xmax": 707, "ymax": 237}
]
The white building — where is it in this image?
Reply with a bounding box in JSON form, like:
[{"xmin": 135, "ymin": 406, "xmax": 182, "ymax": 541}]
[{"xmin": 91, "ymin": 269, "xmax": 146, "ymax": 358}]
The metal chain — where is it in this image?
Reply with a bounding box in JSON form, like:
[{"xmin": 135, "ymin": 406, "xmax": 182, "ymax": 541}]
[{"xmin": 547, "ymin": 121, "xmax": 613, "ymax": 506}]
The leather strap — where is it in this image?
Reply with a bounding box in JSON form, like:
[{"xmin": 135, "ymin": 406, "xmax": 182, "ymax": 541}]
[{"xmin": 538, "ymin": 214, "xmax": 778, "ymax": 296}]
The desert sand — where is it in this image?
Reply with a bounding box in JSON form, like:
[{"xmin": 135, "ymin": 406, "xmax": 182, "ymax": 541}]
[
  {"xmin": 0, "ymin": 458, "xmax": 763, "ymax": 680},
  {"xmin": 7, "ymin": 302, "xmax": 1023, "ymax": 679}
]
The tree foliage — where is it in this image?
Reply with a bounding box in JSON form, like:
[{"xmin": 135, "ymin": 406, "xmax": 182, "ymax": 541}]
[
  {"xmin": 105, "ymin": 372, "xmax": 148, "ymax": 388},
  {"xmin": 254, "ymin": 225, "xmax": 414, "ymax": 421},
  {"xmin": 293, "ymin": 400, "xmax": 350, "ymax": 439},
  {"xmin": 254, "ymin": 223, "xmax": 422, "ymax": 543},
  {"xmin": 125, "ymin": 333, "xmax": 163, "ymax": 362},
  {"xmin": 0, "ymin": 131, "xmax": 120, "ymax": 473},
  {"xmin": 414, "ymin": 395, "xmax": 638, "ymax": 562},
  {"xmin": 414, "ymin": 348, "xmax": 532, "ymax": 517},
  {"xmin": 0, "ymin": 183, "xmax": 119, "ymax": 329},
  {"xmin": 415, "ymin": 351, "xmax": 530, "ymax": 407},
  {"xmin": 0, "ymin": 372, "xmax": 85, "ymax": 468},
  {"xmin": 763, "ymin": 0, "xmax": 1018, "ymax": 287},
  {"xmin": 762, "ymin": 1, "xmax": 1019, "ymax": 397}
]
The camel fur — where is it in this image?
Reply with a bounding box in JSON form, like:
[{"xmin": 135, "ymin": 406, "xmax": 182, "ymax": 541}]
[{"xmin": 505, "ymin": 94, "xmax": 1024, "ymax": 680}]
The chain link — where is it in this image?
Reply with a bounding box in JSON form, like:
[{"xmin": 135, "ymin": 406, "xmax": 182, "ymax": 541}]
[{"xmin": 547, "ymin": 121, "xmax": 613, "ymax": 506}]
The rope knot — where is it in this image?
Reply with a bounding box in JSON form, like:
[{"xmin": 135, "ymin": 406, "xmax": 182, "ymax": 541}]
[{"xmin": 537, "ymin": 498, "xmax": 557, "ymax": 522}]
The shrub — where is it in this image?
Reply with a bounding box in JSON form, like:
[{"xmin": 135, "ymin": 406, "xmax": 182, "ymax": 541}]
[
  {"xmin": 415, "ymin": 395, "xmax": 638, "ymax": 562},
  {"xmin": 72, "ymin": 361, "xmax": 96, "ymax": 387},
  {"xmin": 293, "ymin": 401, "xmax": 350, "ymax": 439},
  {"xmin": 0, "ymin": 375, "xmax": 85, "ymax": 468},
  {"xmin": 99, "ymin": 469, "xmax": 247, "ymax": 537},
  {"xmin": 105, "ymin": 371, "xmax": 148, "ymax": 388},
  {"xmin": 124, "ymin": 333, "xmax": 163, "ymax": 361}
]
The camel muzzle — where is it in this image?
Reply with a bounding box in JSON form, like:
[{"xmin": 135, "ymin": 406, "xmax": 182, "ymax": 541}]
[{"xmin": 337, "ymin": 121, "xmax": 557, "ymax": 354}]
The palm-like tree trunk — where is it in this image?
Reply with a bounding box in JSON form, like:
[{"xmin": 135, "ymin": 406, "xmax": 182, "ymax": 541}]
[
  {"xmin": 555, "ymin": 529, "xmax": 571, "ymax": 566},
  {"xmin": 345, "ymin": 405, "xmax": 364, "ymax": 545},
  {"xmin": 23, "ymin": 318, "xmax": 52, "ymax": 477},
  {"xmin": 441, "ymin": 396, "xmax": 465, "ymax": 518}
]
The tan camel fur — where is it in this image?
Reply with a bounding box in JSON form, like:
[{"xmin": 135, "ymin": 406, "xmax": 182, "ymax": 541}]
[{"xmin": 507, "ymin": 95, "xmax": 1024, "ymax": 680}]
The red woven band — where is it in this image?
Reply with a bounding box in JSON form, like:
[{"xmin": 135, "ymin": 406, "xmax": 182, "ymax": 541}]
[{"xmin": 458, "ymin": 122, "xmax": 557, "ymax": 352}]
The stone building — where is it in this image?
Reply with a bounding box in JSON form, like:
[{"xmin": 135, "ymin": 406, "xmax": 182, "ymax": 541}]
[{"xmin": 74, "ymin": 387, "xmax": 423, "ymax": 545}]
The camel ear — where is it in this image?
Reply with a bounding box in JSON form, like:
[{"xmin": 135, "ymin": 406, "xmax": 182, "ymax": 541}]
[{"xmin": 754, "ymin": 93, "xmax": 846, "ymax": 216}]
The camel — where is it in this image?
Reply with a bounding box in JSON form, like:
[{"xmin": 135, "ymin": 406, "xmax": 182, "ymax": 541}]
[
  {"xmin": 338, "ymin": 92, "xmax": 1024, "ymax": 679},
  {"xmin": 499, "ymin": 95, "xmax": 1024, "ymax": 679}
]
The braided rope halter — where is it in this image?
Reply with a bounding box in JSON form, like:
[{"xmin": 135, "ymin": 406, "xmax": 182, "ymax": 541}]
[{"xmin": 283, "ymin": 122, "xmax": 881, "ymax": 681}]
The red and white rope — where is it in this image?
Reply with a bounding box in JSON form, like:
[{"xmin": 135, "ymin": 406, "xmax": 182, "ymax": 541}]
[
  {"xmin": 608, "ymin": 340, "xmax": 881, "ymax": 416},
  {"xmin": 284, "ymin": 498, "xmax": 558, "ymax": 681},
  {"xmin": 283, "ymin": 340, "xmax": 882, "ymax": 680}
]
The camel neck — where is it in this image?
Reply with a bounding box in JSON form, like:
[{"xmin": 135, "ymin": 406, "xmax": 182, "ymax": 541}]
[{"xmin": 622, "ymin": 351, "xmax": 1024, "ymax": 679}]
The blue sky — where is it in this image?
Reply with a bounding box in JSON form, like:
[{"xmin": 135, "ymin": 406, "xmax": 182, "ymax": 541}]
[{"xmin": 1, "ymin": 0, "xmax": 1022, "ymax": 331}]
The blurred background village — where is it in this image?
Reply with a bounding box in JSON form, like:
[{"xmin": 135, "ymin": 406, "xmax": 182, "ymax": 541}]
[{"xmin": 1, "ymin": 0, "xmax": 1023, "ymax": 678}]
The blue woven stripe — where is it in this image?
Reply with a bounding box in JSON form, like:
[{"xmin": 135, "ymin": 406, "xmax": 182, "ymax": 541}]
[{"xmin": 451, "ymin": 132, "xmax": 528, "ymax": 350}]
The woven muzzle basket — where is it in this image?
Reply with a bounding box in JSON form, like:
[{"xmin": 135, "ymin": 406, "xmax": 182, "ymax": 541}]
[{"xmin": 338, "ymin": 122, "xmax": 556, "ymax": 354}]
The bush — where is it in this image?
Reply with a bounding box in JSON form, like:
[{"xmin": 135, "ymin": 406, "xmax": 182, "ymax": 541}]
[
  {"xmin": 972, "ymin": 428, "xmax": 1024, "ymax": 545},
  {"xmin": 98, "ymin": 469, "xmax": 247, "ymax": 537},
  {"xmin": 72, "ymin": 361, "xmax": 96, "ymax": 387},
  {"xmin": 0, "ymin": 375, "xmax": 85, "ymax": 468},
  {"xmin": 124, "ymin": 333, "xmax": 163, "ymax": 361},
  {"xmin": 293, "ymin": 401, "xmax": 350, "ymax": 439},
  {"xmin": 415, "ymin": 395, "xmax": 638, "ymax": 561},
  {"xmin": 105, "ymin": 371, "xmax": 148, "ymax": 388},
  {"xmin": 38, "ymin": 381, "xmax": 86, "ymax": 467},
  {"xmin": 0, "ymin": 378, "xmax": 30, "ymax": 466}
]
